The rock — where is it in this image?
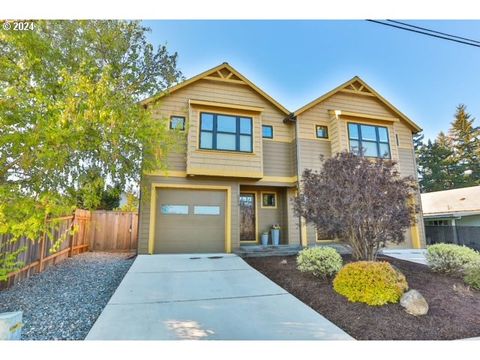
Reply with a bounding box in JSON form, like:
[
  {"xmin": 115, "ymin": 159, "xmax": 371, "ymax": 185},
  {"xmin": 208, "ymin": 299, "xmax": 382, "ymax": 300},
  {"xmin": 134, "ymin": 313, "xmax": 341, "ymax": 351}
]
[
  {"xmin": 400, "ymin": 290, "xmax": 429, "ymax": 316},
  {"xmin": 280, "ymin": 259, "xmax": 287, "ymax": 265}
]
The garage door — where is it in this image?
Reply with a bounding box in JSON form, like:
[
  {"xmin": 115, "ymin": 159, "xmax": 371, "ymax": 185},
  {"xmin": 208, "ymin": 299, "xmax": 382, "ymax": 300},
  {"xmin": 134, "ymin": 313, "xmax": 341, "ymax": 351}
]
[{"xmin": 154, "ymin": 188, "xmax": 226, "ymax": 253}]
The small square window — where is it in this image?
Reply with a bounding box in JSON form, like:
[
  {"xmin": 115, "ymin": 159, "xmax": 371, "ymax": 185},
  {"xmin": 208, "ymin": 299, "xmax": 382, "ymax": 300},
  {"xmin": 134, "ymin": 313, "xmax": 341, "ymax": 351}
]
[
  {"xmin": 262, "ymin": 192, "xmax": 276, "ymax": 208},
  {"xmin": 316, "ymin": 125, "xmax": 328, "ymax": 139},
  {"xmin": 170, "ymin": 116, "xmax": 185, "ymax": 131},
  {"xmin": 262, "ymin": 125, "xmax": 273, "ymax": 139}
]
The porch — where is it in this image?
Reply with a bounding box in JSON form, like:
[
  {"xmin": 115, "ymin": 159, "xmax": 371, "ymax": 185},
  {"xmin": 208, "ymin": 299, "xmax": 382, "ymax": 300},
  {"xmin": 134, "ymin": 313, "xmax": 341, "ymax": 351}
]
[{"xmin": 238, "ymin": 185, "xmax": 291, "ymax": 247}]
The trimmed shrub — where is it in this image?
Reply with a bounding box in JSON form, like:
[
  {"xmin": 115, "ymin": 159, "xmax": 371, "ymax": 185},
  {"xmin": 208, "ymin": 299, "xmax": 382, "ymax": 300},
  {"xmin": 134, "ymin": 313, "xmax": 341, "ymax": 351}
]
[
  {"xmin": 296, "ymin": 247, "xmax": 343, "ymax": 279},
  {"xmin": 464, "ymin": 262, "xmax": 480, "ymax": 290},
  {"xmin": 333, "ymin": 261, "xmax": 408, "ymax": 306},
  {"xmin": 426, "ymin": 243, "xmax": 480, "ymax": 273}
]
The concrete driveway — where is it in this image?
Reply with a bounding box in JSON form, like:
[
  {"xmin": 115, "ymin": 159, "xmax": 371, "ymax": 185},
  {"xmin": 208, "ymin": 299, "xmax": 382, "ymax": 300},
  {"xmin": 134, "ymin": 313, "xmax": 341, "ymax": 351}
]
[{"xmin": 86, "ymin": 254, "xmax": 352, "ymax": 340}]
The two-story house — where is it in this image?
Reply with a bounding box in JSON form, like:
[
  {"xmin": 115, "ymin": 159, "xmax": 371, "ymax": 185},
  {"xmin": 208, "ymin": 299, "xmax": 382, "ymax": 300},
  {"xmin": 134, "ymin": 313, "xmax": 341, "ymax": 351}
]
[{"xmin": 137, "ymin": 63, "xmax": 426, "ymax": 254}]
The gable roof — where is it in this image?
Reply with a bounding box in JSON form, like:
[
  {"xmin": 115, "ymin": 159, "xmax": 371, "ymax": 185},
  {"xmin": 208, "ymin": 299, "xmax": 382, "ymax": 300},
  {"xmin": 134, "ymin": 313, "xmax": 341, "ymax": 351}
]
[
  {"xmin": 294, "ymin": 76, "xmax": 422, "ymax": 133},
  {"xmin": 140, "ymin": 62, "xmax": 290, "ymax": 115},
  {"xmin": 421, "ymin": 185, "xmax": 480, "ymax": 217}
]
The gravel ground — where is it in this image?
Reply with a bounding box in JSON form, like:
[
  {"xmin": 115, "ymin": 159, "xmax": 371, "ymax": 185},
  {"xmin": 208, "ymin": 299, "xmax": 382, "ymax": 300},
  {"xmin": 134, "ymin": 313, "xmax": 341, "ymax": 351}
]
[{"xmin": 0, "ymin": 252, "xmax": 134, "ymax": 340}]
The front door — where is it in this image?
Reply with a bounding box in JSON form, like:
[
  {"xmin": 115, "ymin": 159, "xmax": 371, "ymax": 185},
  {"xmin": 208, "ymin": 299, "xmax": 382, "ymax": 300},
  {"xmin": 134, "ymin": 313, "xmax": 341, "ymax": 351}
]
[{"xmin": 240, "ymin": 193, "xmax": 256, "ymax": 242}]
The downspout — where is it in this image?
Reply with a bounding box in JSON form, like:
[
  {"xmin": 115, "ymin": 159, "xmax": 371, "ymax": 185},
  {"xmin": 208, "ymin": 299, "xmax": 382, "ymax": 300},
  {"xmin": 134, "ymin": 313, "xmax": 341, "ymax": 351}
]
[{"xmin": 293, "ymin": 113, "xmax": 307, "ymax": 248}]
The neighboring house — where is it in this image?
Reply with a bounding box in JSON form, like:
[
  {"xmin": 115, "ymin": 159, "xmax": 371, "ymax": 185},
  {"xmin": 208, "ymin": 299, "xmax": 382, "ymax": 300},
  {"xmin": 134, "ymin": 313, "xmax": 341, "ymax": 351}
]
[
  {"xmin": 421, "ymin": 186, "xmax": 480, "ymax": 226},
  {"xmin": 137, "ymin": 62, "xmax": 426, "ymax": 254}
]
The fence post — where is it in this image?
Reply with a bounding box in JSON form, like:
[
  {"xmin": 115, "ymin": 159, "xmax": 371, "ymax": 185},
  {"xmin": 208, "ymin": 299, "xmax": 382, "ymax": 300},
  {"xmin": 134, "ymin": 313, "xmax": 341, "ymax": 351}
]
[
  {"xmin": 38, "ymin": 215, "xmax": 48, "ymax": 272},
  {"xmin": 68, "ymin": 210, "xmax": 76, "ymax": 257}
]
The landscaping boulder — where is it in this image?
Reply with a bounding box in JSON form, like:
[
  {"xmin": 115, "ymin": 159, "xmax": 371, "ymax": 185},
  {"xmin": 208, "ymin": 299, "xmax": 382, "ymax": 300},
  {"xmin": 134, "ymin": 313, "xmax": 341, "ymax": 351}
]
[
  {"xmin": 0, "ymin": 311, "xmax": 23, "ymax": 340},
  {"xmin": 400, "ymin": 290, "xmax": 429, "ymax": 316}
]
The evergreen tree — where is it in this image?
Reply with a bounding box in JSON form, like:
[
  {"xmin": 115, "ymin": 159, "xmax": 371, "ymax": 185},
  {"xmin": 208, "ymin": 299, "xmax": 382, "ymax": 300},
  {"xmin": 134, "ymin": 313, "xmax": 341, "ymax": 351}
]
[
  {"xmin": 448, "ymin": 104, "xmax": 480, "ymax": 187},
  {"xmin": 417, "ymin": 134, "xmax": 457, "ymax": 192}
]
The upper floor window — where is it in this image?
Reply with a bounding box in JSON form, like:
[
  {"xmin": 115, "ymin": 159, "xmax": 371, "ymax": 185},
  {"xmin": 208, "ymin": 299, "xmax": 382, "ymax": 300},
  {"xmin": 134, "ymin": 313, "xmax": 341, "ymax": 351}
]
[
  {"xmin": 199, "ymin": 112, "xmax": 253, "ymax": 153},
  {"xmin": 316, "ymin": 125, "xmax": 328, "ymax": 139},
  {"xmin": 262, "ymin": 125, "xmax": 273, "ymax": 139},
  {"xmin": 170, "ymin": 116, "xmax": 185, "ymax": 131},
  {"xmin": 348, "ymin": 123, "xmax": 391, "ymax": 159}
]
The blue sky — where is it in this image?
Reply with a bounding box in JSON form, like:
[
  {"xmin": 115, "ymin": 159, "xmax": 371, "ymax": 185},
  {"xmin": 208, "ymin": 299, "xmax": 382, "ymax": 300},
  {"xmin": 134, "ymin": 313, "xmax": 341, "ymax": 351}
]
[{"xmin": 143, "ymin": 20, "xmax": 480, "ymax": 142}]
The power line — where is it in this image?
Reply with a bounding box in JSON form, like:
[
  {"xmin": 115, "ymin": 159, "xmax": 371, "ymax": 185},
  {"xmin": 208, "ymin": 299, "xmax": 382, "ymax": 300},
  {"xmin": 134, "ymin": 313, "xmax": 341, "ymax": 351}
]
[
  {"xmin": 366, "ymin": 19, "xmax": 480, "ymax": 48},
  {"xmin": 386, "ymin": 19, "xmax": 480, "ymax": 45}
]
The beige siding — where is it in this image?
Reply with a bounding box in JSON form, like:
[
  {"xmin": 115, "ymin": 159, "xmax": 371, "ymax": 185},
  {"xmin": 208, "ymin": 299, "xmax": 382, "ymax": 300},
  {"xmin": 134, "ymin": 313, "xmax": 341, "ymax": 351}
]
[
  {"xmin": 394, "ymin": 122, "xmax": 414, "ymax": 149},
  {"xmin": 306, "ymin": 224, "xmax": 317, "ymax": 246},
  {"xmin": 186, "ymin": 106, "xmax": 263, "ymax": 177},
  {"xmin": 257, "ymin": 190, "xmax": 288, "ymax": 245},
  {"xmin": 286, "ymin": 187, "xmax": 300, "ymax": 245},
  {"xmin": 297, "ymin": 92, "xmax": 399, "ymax": 139},
  {"xmin": 297, "ymin": 138, "xmax": 332, "ymax": 173},
  {"xmin": 296, "ymin": 91, "xmax": 414, "ymax": 165},
  {"xmin": 149, "ymin": 79, "xmax": 294, "ymax": 178},
  {"xmin": 398, "ymin": 148, "xmax": 416, "ymax": 177},
  {"xmin": 166, "ymin": 152, "xmax": 187, "ymax": 171},
  {"xmin": 263, "ymin": 141, "xmax": 296, "ymax": 177},
  {"xmin": 297, "ymin": 90, "xmax": 425, "ymax": 247}
]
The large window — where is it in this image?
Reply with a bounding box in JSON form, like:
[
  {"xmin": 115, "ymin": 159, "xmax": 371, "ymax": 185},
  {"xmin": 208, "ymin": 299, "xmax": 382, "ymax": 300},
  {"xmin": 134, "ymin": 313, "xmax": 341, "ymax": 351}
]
[
  {"xmin": 348, "ymin": 123, "xmax": 391, "ymax": 158},
  {"xmin": 199, "ymin": 112, "xmax": 253, "ymax": 152}
]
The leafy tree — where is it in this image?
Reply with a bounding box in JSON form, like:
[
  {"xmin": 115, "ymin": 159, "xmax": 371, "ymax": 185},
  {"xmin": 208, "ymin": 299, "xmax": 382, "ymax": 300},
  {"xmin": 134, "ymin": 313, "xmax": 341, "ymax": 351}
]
[
  {"xmin": 116, "ymin": 192, "xmax": 139, "ymax": 212},
  {"xmin": 294, "ymin": 152, "xmax": 418, "ymax": 261},
  {"xmin": 69, "ymin": 169, "xmax": 122, "ymax": 210},
  {"xmin": 0, "ymin": 20, "xmax": 183, "ymax": 278},
  {"xmin": 448, "ymin": 104, "xmax": 480, "ymax": 187}
]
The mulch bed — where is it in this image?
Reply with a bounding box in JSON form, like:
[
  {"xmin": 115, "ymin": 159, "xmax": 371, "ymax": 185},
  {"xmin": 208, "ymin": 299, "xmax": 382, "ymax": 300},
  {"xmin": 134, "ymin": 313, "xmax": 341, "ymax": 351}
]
[{"xmin": 245, "ymin": 255, "xmax": 480, "ymax": 340}]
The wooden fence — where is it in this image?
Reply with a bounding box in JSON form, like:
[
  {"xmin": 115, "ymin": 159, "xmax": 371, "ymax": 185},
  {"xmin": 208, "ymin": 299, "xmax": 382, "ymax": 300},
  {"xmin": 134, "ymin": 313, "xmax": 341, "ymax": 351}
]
[
  {"xmin": 89, "ymin": 210, "xmax": 138, "ymax": 252},
  {"xmin": 1, "ymin": 209, "xmax": 138, "ymax": 289}
]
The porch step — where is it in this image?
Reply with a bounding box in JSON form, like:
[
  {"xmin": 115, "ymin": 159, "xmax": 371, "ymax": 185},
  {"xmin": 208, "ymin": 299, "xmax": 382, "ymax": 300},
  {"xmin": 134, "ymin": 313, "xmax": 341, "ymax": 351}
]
[
  {"xmin": 235, "ymin": 245, "xmax": 302, "ymax": 258},
  {"xmin": 235, "ymin": 244, "xmax": 351, "ymax": 258}
]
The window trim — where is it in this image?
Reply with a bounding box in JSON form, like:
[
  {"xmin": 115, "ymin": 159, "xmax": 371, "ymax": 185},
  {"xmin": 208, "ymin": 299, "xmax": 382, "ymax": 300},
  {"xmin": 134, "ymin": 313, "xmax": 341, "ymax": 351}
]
[
  {"xmin": 315, "ymin": 125, "xmax": 329, "ymax": 139},
  {"xmin": 347, "ymin": 122, "xmax": 391, "ymax": 159},
  {"xmin": 239, "ymin": 192, "xmax": 258, "ymax": 243},
  {"xmin": 260, "ymin": 191, "xmax": 277, "ymax": 209},
  {"xmin": 169, "ymin": 115, "xmax": 186, "ymax": 131},
  {"xmin": 199, "ymin": 112, "xmax": 253, "ymax": 153},
  {"xmin": 262, "ymin": 125, "xmax": 274, "ymax": 139}
]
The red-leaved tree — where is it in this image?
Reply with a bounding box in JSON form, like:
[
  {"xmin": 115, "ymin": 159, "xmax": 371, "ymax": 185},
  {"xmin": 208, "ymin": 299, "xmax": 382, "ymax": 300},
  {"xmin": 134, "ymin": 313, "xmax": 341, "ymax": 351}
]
[{"xmin": 294, "ymin": 151, "xmax": 419, "ymax": 261}]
